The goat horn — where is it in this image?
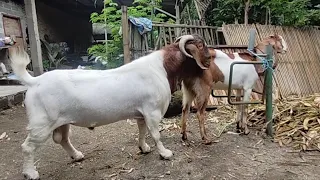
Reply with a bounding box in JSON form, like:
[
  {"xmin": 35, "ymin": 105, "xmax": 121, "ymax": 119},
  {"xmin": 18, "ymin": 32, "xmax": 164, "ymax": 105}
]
[
  {"xmin": 177, "ymin": 35, "xmax": 194, "ymax": 58},
  {"xmin": 174, "ymin": 36, "xmax": 182, "ymax": 43}
]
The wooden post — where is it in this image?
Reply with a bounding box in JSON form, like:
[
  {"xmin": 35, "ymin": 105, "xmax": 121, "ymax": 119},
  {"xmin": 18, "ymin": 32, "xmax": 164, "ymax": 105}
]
[
  {"xmin": 104, "ymin": 2, "xmax": 108, "ymax": 61},
  {"xmin": 24, "ymin": 0, "xmax": 43, "ymax": 76},
  {"xmin": 150, "ymin": 0, "xmax": 154, "ymax": 49},
  {"xmin": 265, "ymin": 44, "xmax": 274, "ymax": 137},
  {"xmin": 121, "ymin": 6, "xmax": 130, "ymax": 64},
  {"xmin": 132, "ymin": 27, "xmax": 142, "ymax": 60},
  {"xmin": 175, "ymin": 2, "xmax": 180, "ymax": 37}
]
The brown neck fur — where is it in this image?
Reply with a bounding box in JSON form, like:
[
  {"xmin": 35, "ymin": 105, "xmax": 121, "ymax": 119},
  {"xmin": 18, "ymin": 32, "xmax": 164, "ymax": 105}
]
[{"xmin": 162, "ymin": 44, "xmax": 205, "ymax": 93}]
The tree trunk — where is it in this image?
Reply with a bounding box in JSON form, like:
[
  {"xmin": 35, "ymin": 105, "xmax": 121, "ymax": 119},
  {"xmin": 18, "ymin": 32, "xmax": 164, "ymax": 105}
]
[
  {"xmin": 265, "ymin": 7, "xmax": 268, "ymax": 25},
  {"xmin": 268, "ymin": 8, "xmax": 271, "ymax": 25},
  {"xmin": 244, "ymin": 0, "xmax": 251, "ymax": 25}
]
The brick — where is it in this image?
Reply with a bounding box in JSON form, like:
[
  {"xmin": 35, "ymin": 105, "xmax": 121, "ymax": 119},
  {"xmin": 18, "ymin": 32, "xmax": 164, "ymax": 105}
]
[
  {"xmin": 1, "ymin": 8, "xmax": 13, "ymax": 15},
  {"xmin": 2, "ymin": 1, "xmax": 11, "ymax": 9},
  {"xmin": 11, "ymin": 3, "xmax": 19, "ymax": 11}
]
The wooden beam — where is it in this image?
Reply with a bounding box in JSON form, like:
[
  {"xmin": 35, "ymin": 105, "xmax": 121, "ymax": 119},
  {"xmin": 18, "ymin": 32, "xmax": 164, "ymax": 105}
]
[
  {"xmin": 207, "ymin": 45, "xmax": 248, "ymax": 49},
  {"xmin": 154, "ymin": 7, "xmax": 176, "ymax": 19},
  {"xmin": 24, "ymin": 0, "xmax": 43, "ymax": 76},
  {"xmin": 152, "ymin": 22, "xmax": 217, "ymax": 29},
  {"xmin": 121, "ymin": 6, "xmax": 130, "ymax": 64}
]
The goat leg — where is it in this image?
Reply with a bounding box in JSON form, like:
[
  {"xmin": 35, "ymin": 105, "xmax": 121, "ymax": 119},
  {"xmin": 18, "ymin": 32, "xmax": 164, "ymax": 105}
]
[
  {"xmin": 241, "ymin": 89, "xmax": 252, "ymax": 135},
  {"xmin": 180, "ymin": 83, "xmax": 194, "ymax": 141},
  {"xmin": 196, "ymin": 94, "xmax": 212, "ymax": 145},
  {"xmin": 144, "ymin": 111, "xmax": 173, "ymax": 160},
  {"xmin": 22, "ymin": 124, "xmax": 52, "ymax": 180},
  {"xmin": 137, "ymin": 119, "xmax": 151, "ymax": 154},
  {"xmin": 235, "ymin": 90, "xmax": 243, "ymax": 133},
  {"xmin": 181, "ymin": 103, "xmax": 191, "ymax": 141},
  {"xmin": 53, "ymin": 124, "xmax": 84, "ymax": 161},
  {"xmin": 242, "ymin": 104, "xmax": 250, "ymax": 135}
]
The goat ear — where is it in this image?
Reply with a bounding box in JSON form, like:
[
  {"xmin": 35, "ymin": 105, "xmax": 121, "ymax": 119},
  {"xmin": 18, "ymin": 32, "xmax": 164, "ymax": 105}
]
[{"xmin": 185, "ymin": 44, "xmax": 208, "ymax": 70}]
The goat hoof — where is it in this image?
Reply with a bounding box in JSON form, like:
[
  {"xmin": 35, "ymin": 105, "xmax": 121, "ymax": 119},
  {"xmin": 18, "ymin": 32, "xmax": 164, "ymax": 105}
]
[
  {"xmin": 23, "ymin": 170, "xmax": 40, "ymax": 180},
  {"xmin": 236, "ymin": 128, "xmax": 242, "ymax": 133},
  {"xmin": 181, "ymin": 133, "xmax": 188, "ymax": 141},
  {"xmin": 244, "ymin": 129, "xmax": 250, "ymax": 135},
  {"xmin": 159, "ymin": 149, "xmax": 173, "ymax": 160},
  {"xmin": 139, "ymin": 144, "xmax": 151, "ymax": 154},
  {"xmin": 202, "ymin": 139, "xmax": 212, "ymax": 145},
  {"xmin": 71, "ymin": 151, "xmax": 84, "ymax": 161},
  {"xmin": 236, "ymin": 122, "xmax": 241, "ymax": 129}
]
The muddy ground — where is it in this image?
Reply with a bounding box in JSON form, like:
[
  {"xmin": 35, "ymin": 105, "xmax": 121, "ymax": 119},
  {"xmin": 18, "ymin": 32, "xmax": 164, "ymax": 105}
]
[{"xmin": 1, "ymin": 106, "xmax": 320, "ymax": 180}]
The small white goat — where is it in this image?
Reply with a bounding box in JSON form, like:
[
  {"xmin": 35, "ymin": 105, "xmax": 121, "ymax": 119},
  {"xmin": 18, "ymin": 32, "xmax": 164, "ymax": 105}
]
[{"xmin": 9, "ymin": 34, "xmax": 211, "ymax": 180}]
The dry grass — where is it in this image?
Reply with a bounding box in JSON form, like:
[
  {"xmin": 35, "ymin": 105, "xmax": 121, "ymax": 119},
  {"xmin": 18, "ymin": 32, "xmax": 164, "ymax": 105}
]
[{"xmin": 248, "ymin": 94, "xmax": 320, "ymax": 151}]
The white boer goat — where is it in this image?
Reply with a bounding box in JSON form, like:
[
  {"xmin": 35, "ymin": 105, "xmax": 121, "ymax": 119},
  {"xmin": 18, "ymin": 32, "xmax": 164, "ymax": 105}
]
[
  {"xmin": 9, "ymin": 34, "xmax": 211, "ymax": 180},
  {"xmin": 180, "ymin": 34, "xmax": 288, "ymax": 143}
]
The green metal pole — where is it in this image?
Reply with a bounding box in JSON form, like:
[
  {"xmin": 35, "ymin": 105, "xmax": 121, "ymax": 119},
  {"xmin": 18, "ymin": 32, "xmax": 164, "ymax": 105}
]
[{"xmin": 265, "ymin": 44, "xmax": 273, "ymax": 137}]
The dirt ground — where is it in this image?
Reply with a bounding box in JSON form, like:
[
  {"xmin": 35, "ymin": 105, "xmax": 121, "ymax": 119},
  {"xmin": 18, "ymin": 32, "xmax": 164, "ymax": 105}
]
[{"xmin": 1, "ymin": 106, "xmax": 320, "ymax": 180}]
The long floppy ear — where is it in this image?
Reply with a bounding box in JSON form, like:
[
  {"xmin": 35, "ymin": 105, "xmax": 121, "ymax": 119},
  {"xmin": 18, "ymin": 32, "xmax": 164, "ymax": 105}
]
[{"xmin": 185, "ymin": 44, "xmax": 208, "ymax": 70}]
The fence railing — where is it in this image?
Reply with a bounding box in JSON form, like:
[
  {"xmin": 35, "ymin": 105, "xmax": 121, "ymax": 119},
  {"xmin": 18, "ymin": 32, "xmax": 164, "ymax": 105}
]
[{"xmin": 124, "ymin": 18, "xmax": 219, "ymax": 61}]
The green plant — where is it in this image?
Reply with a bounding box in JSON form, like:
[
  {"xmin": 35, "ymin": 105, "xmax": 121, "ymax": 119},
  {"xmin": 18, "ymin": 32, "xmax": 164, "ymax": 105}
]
[
  {"xmin": 88, "ymin": 0, "xmax": 174, "ymax": 69},
  {"xmin": 41, "ymin": 39, "xmax": 66, "ymax": 70}
]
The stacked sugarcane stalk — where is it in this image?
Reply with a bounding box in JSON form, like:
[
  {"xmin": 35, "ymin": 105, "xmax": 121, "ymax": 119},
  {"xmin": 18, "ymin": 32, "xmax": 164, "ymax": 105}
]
[{"xmin": 247, "ymin": 94, "xmax": 320, "ymax": 151}]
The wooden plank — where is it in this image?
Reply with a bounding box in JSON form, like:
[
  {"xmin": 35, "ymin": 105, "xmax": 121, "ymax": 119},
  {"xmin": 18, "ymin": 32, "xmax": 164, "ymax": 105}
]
[
  {"xmin": 163, "ymin": 27, "xmax": 167, "ymax": 46},
  {"xmin": 168, "ymin": 27, "xmax": 173, "ymax": 43},
  {"xmin": 3, "ymin": 15, "xmax": 23, "ymax": 37},
  {"xmin": 153, "ymin": 22, "xmax": 218, "ymax": 29}
]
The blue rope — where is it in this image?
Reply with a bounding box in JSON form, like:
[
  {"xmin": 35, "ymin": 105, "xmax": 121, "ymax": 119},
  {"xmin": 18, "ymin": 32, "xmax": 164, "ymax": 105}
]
[{"xmin": 247, "ymin": 49, "xmax": 274, "ymax": 72}]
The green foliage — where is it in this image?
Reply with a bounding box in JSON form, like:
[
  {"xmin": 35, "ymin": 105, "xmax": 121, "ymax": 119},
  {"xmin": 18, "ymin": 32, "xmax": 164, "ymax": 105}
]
[
  {"xmin": 88, "ymin": 0, "xmax": 173, "ymax": 69},
  {"xmin": 180, "ymin": 0, "xmax": 200, "ymax": 23},
  {"xmin": 205, "ymin": 0, "xmax": 320, "ymax": 27},
  {"xmin": 41, "ymin": 39, "xmax": 66, "ymax": 71}
]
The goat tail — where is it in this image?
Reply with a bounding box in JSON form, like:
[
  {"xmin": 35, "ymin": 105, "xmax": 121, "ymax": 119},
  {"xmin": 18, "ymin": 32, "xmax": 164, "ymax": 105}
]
[{"xmin": 9, "ymin": 47, "xmax": 36, "ymax": 86}]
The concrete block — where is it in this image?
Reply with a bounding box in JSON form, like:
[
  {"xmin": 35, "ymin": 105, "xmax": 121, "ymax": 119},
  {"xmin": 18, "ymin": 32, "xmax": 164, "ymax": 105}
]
[
  {"xmin": 0, "ymin": 91, "xmax": 26, "ymax": 111},
  {"xmin": 13, "ymin": 92, "xmax": 24, "ymax": 104},
  {"xmin": 0, "ymin": 96, "xmax": 9, "ymax": 110}
]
